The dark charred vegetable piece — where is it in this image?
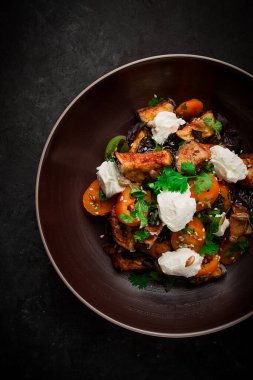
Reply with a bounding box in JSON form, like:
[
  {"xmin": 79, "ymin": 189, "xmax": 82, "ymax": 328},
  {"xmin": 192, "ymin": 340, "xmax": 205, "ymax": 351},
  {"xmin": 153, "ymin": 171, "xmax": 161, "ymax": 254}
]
[
  {"xmin": 222, "ymin": 128, "xmax": 245, "ymax": 154},
  {"xmin": 137, "ymin": 100, "xmax": 174, "ymax": 124},
  {"xmin": 141, "ymin": 221, "xmax": 164, "ymax": 249},
  {"xmin": 176, "ymin": 141, "xmax": 212, "ymax": 172},
  {"xmin": 229, "ymin": 204, "xmax": 252, "ymax": 243},
  {"xmin": 126, "ymin": 122, "xmax": 145, "ymax": 146},
  {"xmin": 112, "ymin": 254, "xmax": 153, "ymax": 271},
  {"xmin": 115, "ymin": 150, "xmax": 172, "ymax": 181},
  {"xmin": 108, "ymin": 210, "xmax": 135, "ymax": 251},
  {"xmin": 237, "ymin": 186, "xmax": 253, "ymax": 211},
  {"xmin": 137, "ymin": 240, "xmax": 171, "ymax": 259},
  {"xmin": 129, "ymin": 129, "xmax": 146, "ymax": 153},
  {"xmin": 240, "ymin": 154, "xmax": 253, "ymax": 189}
]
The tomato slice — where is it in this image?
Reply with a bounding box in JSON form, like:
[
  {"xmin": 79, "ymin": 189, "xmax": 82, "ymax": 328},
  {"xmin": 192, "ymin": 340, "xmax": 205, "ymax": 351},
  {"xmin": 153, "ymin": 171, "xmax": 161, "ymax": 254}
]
[
  {"xmin": 195, "ymin": 255, "xmax": 220, "ymax": 277},
  {"xmin": 115, "ymin": 186, "xmax": 140, "ymax": 226},
  {"xmin": 176, "ymin": 99, "xmax": 203, "ymax": 120},
  {"xmin": 82, "ymin": 179, "xmax": 116, "ymax": 216},
  {"xmin": 191, "ymin": 176, "xmax": 220, "ymax": 211},
  {"xmin": 171, "ymin": 217, "xmax": 206, "ymax": 252}
]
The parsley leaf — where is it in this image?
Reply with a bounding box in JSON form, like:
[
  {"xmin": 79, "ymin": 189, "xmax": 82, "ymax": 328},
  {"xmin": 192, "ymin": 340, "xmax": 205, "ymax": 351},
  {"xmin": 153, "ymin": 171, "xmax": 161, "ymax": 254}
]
[
  {"xmin": 192, "ymin": 172, "xmax": 213, "ymax": 196},
  {"xmin": 99, "ymin": 189, "xmax": 107, "ymax": 200},
  {"xmin": 224, "ymin": 237, "xmax": 248, "ymax": 257},
  {"xmin": 148, "ymin": 96, "xmax": 164, "ymax": 107},
  {"xmin": 149, "ymin": 167, "xmax": 188, "ymax": 194},
  {"xmin": 181, "ymin": 103, "xmax": 188, "ymax": 110},
  {"xmin": 181, "ymin": 162, "xmax": 197, "ymax": 175},
  {"xmin": 130, "ymin": 185, "xmax": 145, "ymax": 198},
  {"xmin": 131, "ymin": 198, "xmax": 150, "ymax": 228},
  {"xmin": 200, "ymin": 240, "xmax": 220, "ymax": 255},
  {"xmin": 203, "ymin": 117, "xmax": 223, "ymax": 138},
  {"xmin": 133, "ymin": 229, "xmax": 150, "ymax": 240},
  {"xmin": 154, "ymin": 141, "xmax": 162, "ymax": 151},
  {"xmin": 163, "ymin": 277, "xmax": 176, "ymax": 292},
  {"xmin": 129, "ymin": 273, "xmax": 150, "ymax": 289}
]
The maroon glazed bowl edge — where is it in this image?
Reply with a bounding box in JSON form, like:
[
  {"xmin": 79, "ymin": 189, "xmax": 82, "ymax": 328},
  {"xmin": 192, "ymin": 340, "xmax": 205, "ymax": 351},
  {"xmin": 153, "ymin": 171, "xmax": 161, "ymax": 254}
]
[{"xmin": 36, "ymin": 55, "xmax": 253, "ymax": 337}]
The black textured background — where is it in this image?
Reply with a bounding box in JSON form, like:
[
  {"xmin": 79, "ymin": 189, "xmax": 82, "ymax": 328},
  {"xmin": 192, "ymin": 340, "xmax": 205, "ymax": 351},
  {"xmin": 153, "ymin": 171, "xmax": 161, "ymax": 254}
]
[{"xmin": 1, "ymin": 0, "xmax": 253, "ymax": 378}]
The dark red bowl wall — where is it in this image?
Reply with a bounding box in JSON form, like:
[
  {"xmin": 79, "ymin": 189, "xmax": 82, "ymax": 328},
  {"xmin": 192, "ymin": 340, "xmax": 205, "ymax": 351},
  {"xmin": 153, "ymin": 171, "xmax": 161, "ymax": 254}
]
[{"xmin": 37, "ymin": 56, "xmax": 253, "ymax": 336}]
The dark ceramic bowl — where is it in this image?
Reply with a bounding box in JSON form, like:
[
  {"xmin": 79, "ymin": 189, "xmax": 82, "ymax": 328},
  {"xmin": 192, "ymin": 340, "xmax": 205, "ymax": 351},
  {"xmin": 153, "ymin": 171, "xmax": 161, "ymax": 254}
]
[{"xmin": 36, "ymin": 55, "xmax": 253, "ymax": 337}]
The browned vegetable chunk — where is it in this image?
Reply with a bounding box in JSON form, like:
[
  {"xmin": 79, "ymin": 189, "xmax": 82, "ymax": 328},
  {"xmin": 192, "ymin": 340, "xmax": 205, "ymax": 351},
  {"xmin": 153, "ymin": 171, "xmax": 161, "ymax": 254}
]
[
  {"xmin": 240, "ymin": 154, "xmax": 253, "ymax": 189},
  {"xmin": 142, "ymin": 222, "xmax": 164, "ymax": 249},
  {"xmin": 129, "ymin": 129, "xmax": 146, "ymax": 153},
  {"xmin": 138, "ymin": 100, "xmax": 174, "ymax": 124},
  {"xmin": 115, "ymin": 150, "xmax": 172, "ymax": 181},
  {"xmin": 176, "ymin": 141, "xmax": 211, "ymax": 172},
  {"xmin": 229, "ymin": 204, "xmax": 252, "ymax": 243},
  {"xmin": 137, "ymin": 240, "xmax": 171, "ymax": 259},
  {"xmin": 176, "ymin": 111, "xmax": 215, "ymax": 141},
  {"xmin": 108, "ymin": 211, "xmax": 135, "ymax": 251},
  {"xmin": 111, "ymin": 254, "xmax": 151, "ymax": 271}
]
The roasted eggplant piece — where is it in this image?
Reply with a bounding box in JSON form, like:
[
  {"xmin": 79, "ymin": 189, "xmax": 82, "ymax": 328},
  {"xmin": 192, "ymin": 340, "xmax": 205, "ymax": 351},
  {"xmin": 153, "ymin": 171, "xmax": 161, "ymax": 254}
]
[
  {"xmin": 115, "ymin": 150, "xmax": 172, "ymax": 181},
  {"xmin": 108, "ymin": 212, "xmax": 135, "ymax": 251},
  {"xmin": 229, "ymin": 204, "xmax": 252, "ymax": 243},
  {"xmin": 176, "ymin": 141, "xmax": 211, "ymax": 172},
  {"xmin": 138, "ymin": 100, "xmax": 174, "ymax": 124},
  {"xmin": 240, "ymin": 154, "xmax": 253, "ymax": 189},
  {"xmin": 137, "ymin": 240, "xmax": 171, "ymax": 259},
  {"xmin": 142, "ymin": 222, "xmax": 164, "ymax": 249},
  {"xmin": 176, "ymin": 111, "xmax": 215, "ymax": 141},
  {"xmin": 129, "ymin": 129, "xmax": 146, "ymax": 153},
  {"xmin": 104, "ymin": 245, "xmax": 153, "ymax": 271}
]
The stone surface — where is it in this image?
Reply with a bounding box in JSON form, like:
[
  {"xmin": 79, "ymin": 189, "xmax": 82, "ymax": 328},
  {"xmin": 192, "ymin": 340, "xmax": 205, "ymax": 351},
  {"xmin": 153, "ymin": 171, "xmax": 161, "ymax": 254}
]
[{"xmin": 1, "ymin": 0, "xmax": 253, "ymax": 378}]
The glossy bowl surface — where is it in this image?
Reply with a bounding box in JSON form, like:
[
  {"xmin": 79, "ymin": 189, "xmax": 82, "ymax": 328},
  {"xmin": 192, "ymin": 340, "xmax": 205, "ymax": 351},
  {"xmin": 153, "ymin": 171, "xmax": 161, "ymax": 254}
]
[{"xmin": 36, "ymin": 55, "xmax": 253, "ymax": 337}]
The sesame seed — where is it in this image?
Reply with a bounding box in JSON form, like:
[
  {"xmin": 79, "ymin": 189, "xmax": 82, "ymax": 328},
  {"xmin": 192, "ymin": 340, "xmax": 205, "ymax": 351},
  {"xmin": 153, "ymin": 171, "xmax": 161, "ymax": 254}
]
[
  {"xmin": 100, "ymin": 235, "xmax": 104, "ymax": 238},
  {"xmin": 89, "ymin": 188, "xmax": 94, "ymax": 191}
]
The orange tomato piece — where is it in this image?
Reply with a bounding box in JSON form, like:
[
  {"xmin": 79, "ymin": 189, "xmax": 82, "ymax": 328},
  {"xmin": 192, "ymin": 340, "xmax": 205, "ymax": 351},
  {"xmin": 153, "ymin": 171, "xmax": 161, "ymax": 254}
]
[
  {"xmin": 195, "ymin": 255, "xmax": 220, "ymax": 277},
  {"xmin": 115, "ymin": 186, "xmax": 140, "ymax": 226},
  {"xmin": 82, "ymin": 179, "xmax": 116, "ymax": 216},
  {"xmin": 171, "ymin": 217, "xmax": 206, "ymax": 253},
  {"xmin": 176, "ymin": 99, "xmax": 203, "ymax": 120},
  {"xmin": 219, "ymin": 182, "xmax": 232, "ymax": 212},
  {"xmin": 191, "ymin": 176, "xmax": 220, "ymax": 211}
]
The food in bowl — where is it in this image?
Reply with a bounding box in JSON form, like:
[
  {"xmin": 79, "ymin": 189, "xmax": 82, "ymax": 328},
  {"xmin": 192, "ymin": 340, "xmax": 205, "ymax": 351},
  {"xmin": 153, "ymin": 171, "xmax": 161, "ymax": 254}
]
[{"xmin": 83, "ymin": 96, "xmax": 253, "ymax": 290}]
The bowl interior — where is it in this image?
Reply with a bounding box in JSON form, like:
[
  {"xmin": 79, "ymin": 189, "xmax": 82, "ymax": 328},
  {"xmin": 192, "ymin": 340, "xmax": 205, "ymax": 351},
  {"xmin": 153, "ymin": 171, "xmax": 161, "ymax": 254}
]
[{"xmin": 37, "ymin": 56, "xmax": 253, "ymax": 336}]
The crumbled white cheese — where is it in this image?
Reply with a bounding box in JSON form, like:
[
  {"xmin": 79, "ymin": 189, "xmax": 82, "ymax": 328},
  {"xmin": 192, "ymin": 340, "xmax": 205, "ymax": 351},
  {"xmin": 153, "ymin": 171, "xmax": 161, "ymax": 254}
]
[
  {"xmin": 210, "ymin": 145, "xmax": 248, "ymax": 183},
  {"xmin": 149, "ymin": 111, "xmax": 185, "ymax": 144},
  {"xmin": 157, "ymin": 187, "xmax": 196, "ymax": 232},
  {"xmin": 213, "ymin": 213, "xmax": 230, "ymax": 237},
  {"xmin": 96, "ymin": 161, "xmax": 125, "ymax": 198},
  {"xmin": 158, "ymin": 248, "xmax": 203, "ymax": 278}
]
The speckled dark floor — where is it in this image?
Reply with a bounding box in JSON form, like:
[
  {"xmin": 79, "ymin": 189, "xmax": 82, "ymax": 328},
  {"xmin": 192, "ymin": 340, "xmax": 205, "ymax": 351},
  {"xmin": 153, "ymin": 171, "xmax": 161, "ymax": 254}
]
[{"xmin": 1, "ymin": 0, "xmax": 253, "ymax": 378}]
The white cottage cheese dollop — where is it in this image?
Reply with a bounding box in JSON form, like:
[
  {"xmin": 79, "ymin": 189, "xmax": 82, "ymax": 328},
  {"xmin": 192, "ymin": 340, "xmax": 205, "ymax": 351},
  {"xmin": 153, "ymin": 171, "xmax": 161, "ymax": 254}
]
[
  {"xmin": 96, "ymin": 161, "xmax": 125, "ymax": 198},
  {"xmin": 150, "ymin": 111, "xmax": 185, "ymax": 144},
  {"xmin": 157, "ymin": 187, "xmax": 196, "ymax": 232},
  {"xmin": 210, "ymin": 145, "xmax": 248, "ymax": 183},
  {"xmin": 213, "ymin": 212, "xmax": 230, "ymax": 237},
  {"xmin": 158, "ymin": 248, "xmax": 203, "ymax": 278}
]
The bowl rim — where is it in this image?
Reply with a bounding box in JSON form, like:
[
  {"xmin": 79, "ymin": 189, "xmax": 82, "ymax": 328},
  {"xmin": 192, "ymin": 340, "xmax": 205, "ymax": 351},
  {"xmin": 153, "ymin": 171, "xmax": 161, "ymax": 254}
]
[{"xmin": 35, "ymin": 54, "xmax": 253, "ymax": 338}]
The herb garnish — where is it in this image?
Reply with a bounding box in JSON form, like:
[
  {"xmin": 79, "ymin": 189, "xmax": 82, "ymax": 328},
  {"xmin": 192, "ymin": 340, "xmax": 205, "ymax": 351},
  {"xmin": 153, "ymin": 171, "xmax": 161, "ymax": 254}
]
[
  {"xmin": 202, "ymin": 161, "xmax": 215, "ymax": 173},
  {"xmin": 181, "ymin": 162, "xmax": 197, "ymax": 175},
  {"xmin": 99, "ymin": 189, "xmax": 108, "ymax": 200},
  {"xmin": 192, "ymin": 172, "xmax": 213, "ymax": 196},
  {"xmin": 129, "ymin": 271, "xmax": 176, "ymax": 292},
  {"xmin": 120, "ymin": 186, "xmax": 150, "ymax": 228},
  {"xmin": 133, "ymin": 229, "xmax": 150, "ymax": 240},
  {"xmin": 148, "ymin": 96, "xmax": 164, "ymax": 107},
  {"xmin": 200, "ymin": 240, "xmax": 220, "ymax": 255},
  {"xmin": 181, "ymin": 103, "xmax": 188, "ymax": 110},
  {"xmin": 203, "ymin": 117, "xmax": 222, "ymax": 139}
]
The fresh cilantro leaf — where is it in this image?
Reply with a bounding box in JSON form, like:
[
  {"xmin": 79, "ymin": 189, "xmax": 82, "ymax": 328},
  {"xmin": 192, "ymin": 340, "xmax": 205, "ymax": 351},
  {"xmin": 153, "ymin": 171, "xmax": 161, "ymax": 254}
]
[
  {"xmin": 119, "ymin": 213, "xmax": 134, "ymax": 223},
  {"xmin": 131, "ymin": 198, "xmax": 150, "ymax": 228},
  {"xmin": 149, "ymin": 167, "xmax": 188, "ymax": 194},
  {"xmin": 129, "ymin": 273, "xmax": 150, "ymax": 289},
  {"xmin": 178, "ymin": 141, "xmax": 185, "ymax": 146},
  {"xmin": 149, "ymin": 271, "xmax": 162, "ymax": 281},
  {"xmin": 130, "ymin": 185, "xmax": 145, "ymax": 198},
  {"xmin": 99, "ymin": 189, "xmax": 107, "ymax": 200},
  {"xmin": 192, "ymin": 172, "xmax": 213, "ymax": 196},
  {"xmin": 209, "ymin": 215, "xmax": 222, "ymax": 234},
  {"xmin": 133, "ymin": 229, "xmax": 150, "ymax": 240},
  {"xmin": 181, "ymin": 226, "xmax": 196, "ymax": 235},
  {"xmin": 200, "ymin": 240, "xmax": 220, "ymax": 256},
  {"xmin": 181, "ymin": 162, "xmax": 197, "ymax": 175},
  {"xmin": 202, "ymin": 161, "xmax": 214, "ymax": 173},
  {"xmin": 224, "ymin": 237, "xmax": 248, "ymax": 257},
  {"xmin": 148, "ymin": 96, "xmax": 164, "ymax": 107},
  {"xmin": 203, "ymin": 117, "xmax": 223, "ymax": 138},
  {"xmin": 181, "ymin": 103, "xmax": 188, "ymax": 110}
]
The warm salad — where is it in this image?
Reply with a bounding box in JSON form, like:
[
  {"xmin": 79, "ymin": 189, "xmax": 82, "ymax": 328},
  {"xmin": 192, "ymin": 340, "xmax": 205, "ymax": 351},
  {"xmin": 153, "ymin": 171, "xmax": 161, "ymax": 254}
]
[{"xmin": 83, "ymin": 97, "xmax": 253, "ymax": 291}]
